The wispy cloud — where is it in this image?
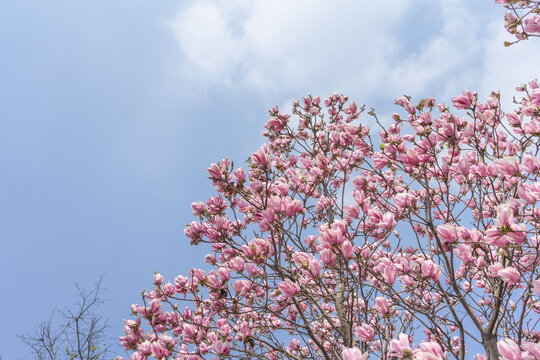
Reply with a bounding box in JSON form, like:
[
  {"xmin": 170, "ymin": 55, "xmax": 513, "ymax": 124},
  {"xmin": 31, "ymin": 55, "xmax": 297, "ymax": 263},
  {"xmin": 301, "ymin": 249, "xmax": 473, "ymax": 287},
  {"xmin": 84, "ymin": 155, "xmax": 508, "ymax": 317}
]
[
  {"xmin": 170, "ymin": 0, "xmax": 540, "ymax": 105},
  {"xmin": 170, "ymin": 0, "xmax": 414, "ymax": 95}
]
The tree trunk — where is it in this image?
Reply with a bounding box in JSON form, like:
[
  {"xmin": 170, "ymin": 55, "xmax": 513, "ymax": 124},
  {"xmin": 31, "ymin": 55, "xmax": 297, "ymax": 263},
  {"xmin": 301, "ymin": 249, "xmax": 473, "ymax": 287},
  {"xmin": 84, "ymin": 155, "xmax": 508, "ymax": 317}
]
[{"xmin": 484, "ymin": 335, "xmax": 499, "ymax": 360}]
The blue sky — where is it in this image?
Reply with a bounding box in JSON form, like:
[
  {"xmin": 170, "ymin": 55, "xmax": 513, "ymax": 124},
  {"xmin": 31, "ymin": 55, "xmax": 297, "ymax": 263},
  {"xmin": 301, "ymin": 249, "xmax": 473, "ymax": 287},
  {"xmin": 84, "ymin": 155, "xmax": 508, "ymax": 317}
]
[{"xmin": 1, "ymin": 1, "xmax": 539, "ymax": 358}]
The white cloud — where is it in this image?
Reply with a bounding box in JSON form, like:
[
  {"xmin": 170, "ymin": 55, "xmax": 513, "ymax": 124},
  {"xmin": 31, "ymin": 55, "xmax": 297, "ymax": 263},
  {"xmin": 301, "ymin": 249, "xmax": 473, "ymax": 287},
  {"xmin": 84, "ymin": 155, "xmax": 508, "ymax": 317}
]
[
  {"xmin": 170, "ymin": 0, "xmax": 415, "ymax": 96},
  {"xmin": 169, "ymin": 0, "xmax": 540, "ymax": 108},
  {"xmin": 170, "ymin": 2, "xmax": 244, "ymax": 86}
]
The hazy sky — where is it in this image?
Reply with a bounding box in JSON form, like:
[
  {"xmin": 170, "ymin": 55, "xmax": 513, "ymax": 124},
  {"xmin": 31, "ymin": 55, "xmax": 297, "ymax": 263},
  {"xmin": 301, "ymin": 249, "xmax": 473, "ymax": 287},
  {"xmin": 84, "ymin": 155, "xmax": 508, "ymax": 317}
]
[{"xmin": 1, "ymin": 1, "xmax": 539, "ymax": 358}]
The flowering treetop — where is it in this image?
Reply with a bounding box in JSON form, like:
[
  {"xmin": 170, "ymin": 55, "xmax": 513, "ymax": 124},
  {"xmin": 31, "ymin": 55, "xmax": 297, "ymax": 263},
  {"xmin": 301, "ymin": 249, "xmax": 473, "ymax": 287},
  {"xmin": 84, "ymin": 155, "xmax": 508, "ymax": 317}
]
[
  {"xmin": 119, "ymin": 1, "xmax": 540, "ymax": 360},
  {"xmin": 119, "ymin": 83, "xmax": 540, "ymax": 360}
]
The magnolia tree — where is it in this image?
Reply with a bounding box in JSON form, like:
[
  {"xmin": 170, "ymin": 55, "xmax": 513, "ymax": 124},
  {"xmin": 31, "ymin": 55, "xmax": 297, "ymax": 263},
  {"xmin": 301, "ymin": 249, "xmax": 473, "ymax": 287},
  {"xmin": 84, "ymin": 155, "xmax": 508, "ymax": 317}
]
[{"xmin": 119, "ymin": 3, "xmax": 540, "ymax": 360}]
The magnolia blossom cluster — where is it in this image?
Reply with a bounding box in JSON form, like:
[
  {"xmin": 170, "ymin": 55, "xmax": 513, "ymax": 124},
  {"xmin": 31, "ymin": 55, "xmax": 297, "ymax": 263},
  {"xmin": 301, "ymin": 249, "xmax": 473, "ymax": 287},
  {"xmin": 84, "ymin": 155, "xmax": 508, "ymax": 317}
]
[
  {"xmin": 118, "ymin": 76, "xmax": 540, "ymax": 360},
  {"xmin": 496, "ymin": 0, "xmax": 540, "ymax": 44}
]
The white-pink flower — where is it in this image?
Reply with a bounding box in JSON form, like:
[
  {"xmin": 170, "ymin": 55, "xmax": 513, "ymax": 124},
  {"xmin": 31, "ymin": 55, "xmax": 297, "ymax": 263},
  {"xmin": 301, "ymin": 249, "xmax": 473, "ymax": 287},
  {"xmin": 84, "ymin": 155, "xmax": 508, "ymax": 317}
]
[
  {"xmin": 494, "ymin": 157, "xmax": 520, "ymax": 176},
  {"xmin": 342, "ymin": 347, "xmax": 368, "ymax": 360},
  {"xmin": 414, "ymin": 341, "xmax": 445, "ymax": 360},
  {"xmin": 421, "ymin": 259, "xmax": 442, "ymax": 281},
  {"xmin": 498, "ymin": 267, "xmax": 521, "ymax": 285},
  {"xmin": 382, "ymin": 264, "xmax": 397, "ymax": 284},
  {"xmin": 388, "ymin": 333, "xmax": 412, "ymax": 358},
  {"xmin": 452, "ymin": 90, "xmax": 476, "ymax": 109},
  {"xmin": 277, "ymin": 279, "xmax": 300, "ymax": 298},
  {"xmin": 436, "ymin": 224, "xmax": 459, "ymax": 244},
  {"xmin": 498, "ymin": 339, "xmax": 522, "ymax": 360},
  {"xmin": 497, "ymin": 204, "xmax": 514, "ymax": 227},
  {"xmin": 532, "ymin": 279, "xmax": 540, "ymax": 296},
  {"xmin": 213, "ymin": 340, "xmax": 230, "ymax": 356},
  {"xmin": 524, "ymin": 14, "xmax": 540, "ymax": 33},
  {"xmin": 522, "ymin": 342, "xmax": 540, "ymax": 359},
  {"xmin": 374, "ymin": 296, "xmax": 390, "ymax": 316},
  {"xmin": 355, "ymin": 324, "xmax": 374, "ymax": 342},
  {"xmin": 341, "ymin": 240, "xmax": 354, "ymax": 259}
]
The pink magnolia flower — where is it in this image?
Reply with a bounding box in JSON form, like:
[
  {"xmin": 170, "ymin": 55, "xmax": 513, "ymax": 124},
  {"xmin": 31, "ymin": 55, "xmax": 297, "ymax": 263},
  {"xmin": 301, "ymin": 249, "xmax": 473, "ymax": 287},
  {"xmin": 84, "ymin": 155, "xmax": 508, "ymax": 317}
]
[
  {"xmin": 414, "ymin": 341, "xmax": 445, "ymax": 360},
  {"xmin": 319, "ymin": 248, "xmax": 337, "ymax": 267},
  {"xmin": 307, "ymin": 259, "xmax": 322, "ymax": 278},
  {"xmin": 207, "ymin": 163, "xmax": 222, "ymax": 179},
  {"xmin": 251, "ymin": 147, "xmax": 269, "ymax": 167},
  {"xmin": 153, "ymin": 273, "xmax": 164, "ymax": 286},
  {"xmin": 522, "ymin": 342, "xmax": 540, "ymax": 359},
  {"xmin": 497, "ymin": 204, "xmax": 514, "ymax": 227},
  {"xmin": 524, "ymin": 14, "xmax": 540, "ymax": 33},
  {"xmin": 184, "ymin": 221, "xmax": 202, "ymax": 241},
  {"xmin": 341, "ymin": 240, "xmax": 354, "ymax": 259},
  {"xmin": 242, "ymin": 238, "xmax": 269, "ymax": 260},
  {"xmin": 342, "ymin": 347, "xmax": 368, "ymax": 360},
  {"xmin": 287, "ymin": 338, "xmax": 300, "ymax": 351},
  {"xmin": 182, "ymin": 324, "xmax": 197, "ymax": 339},
  {"xmin": 504, "ymin": 12, "xmax": 519, "ymax": 34},
  {"xmin": 228, "ymin": 257, "xmax": 245, "ymax": 272},
  {"xmin": 149, "ymin": 299, "xmax": 161, "ymax": 314},
  {"xmin": 292, "ymin": 252, "xmax": 321, "ymax": 278},
  {"xmin": 344, "ymin": 205, "xmax": 360, "ymax": 219},
  {"xmin": 421, "ymin": 259, "xmax": 442, "ymax": 281},
  {"xmin": 395, "ymin": 96, "xmax": 416, "ymax": 114},
  {"xmin": 355, "ymin": 324, "xmax": 374, "ymax": 342},
  {"xmin": 379, "ymin": 212, "xmax": 397, "ymax": 231},
  {"xmin": 399, "ymin": 150, "xmax": 420, "ymax": 166},
  {"xmin": 522, "ymin": 153, "xmax": 539, "ymax": 173},
  {"xmin": 394, "ymin": 192, "xmax": 413, "ymax": 211},
  {"xmin": 138, "ymin": 341, "xmax": 152, "ymax": 356},
  {"xmin": 320, "ymin": 226, "xmax": 345, "ymax": 246},
  {"xmin": 452, "ymin": 90, "xmax": 476, "ymax": 109},
  {"xmin": 436, "ymin": 224, "xmax": 459, "ymax": 244},
  {"xmin": 191, "ymin": 201, "xmax": 206, "ymax": 215},
  {"xmin": 264, "ymin": 116, "xmax": 287, "ymax": 132},
  {"xmin": 484, "ymin": 228, "xmax": 509, "ymax": 247},
  {"xmin": 498, "ymin": 267, "xmax": 521, "ymax": 284},
  {"xmin": 374, "ymin": 296, "xmax": 390, "ymax": 316},
  {"xmin": 455, "ymin": 244, "xmax": 474, "ymax": 263},
  {"xmin": 373, "ymin": 152, "xmax": 388, "ymax": 169},
  {"xmin": 523, "ymin": 119, "xmax": 540, "ymax": 135},
  {"xmin": 388, "ymin": 333, "xmax": 412, "ymax": 358},
  {"xmin": 488, "ymin": 263, "xmax": 504, "ymax": 277},
  {"xmin": 232, "ymin": 167, "xmax": 246, "ymax": 182},
  {"xmin": 531, "ymin": 87, "xmax": 540, "ymax": 106},
  {"xmin": 532, "ymin": 279, "xmax": 540, "ymax": 296},
  {"xmin": 277, "ymin": 279, "xmax": 300, "ymax": 298},
  {"xmin": 152, "ymin": 342, "xmax": 170, "ymax": 359},
  {"xmin": 494, "ymin": 157, "xmax": 520, "ymax": 176},
  {"xmin": 174, "ymin": 275, "xmax": 189, "ymax": 293},
  {"xmin": 284, "ymin": 198, "xmax": 304, "ymax": 217},
  {"xmin": 382, "ymin": 264, "xmax": 397, "ymax": 284},
  {"xmin": 498, "ymin": 339, "xmax": 522, "ymax": 360},
  {"xmin": 485, "ymin": 211, "xmax": 527, "ymax": 247},
  {"xmin": 213, "ymin": 340, "xmax": 231, "ymax": 356},
  {"xmin": 458, "ymin": 158, "xmax": 470, "ymax": 176}
]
